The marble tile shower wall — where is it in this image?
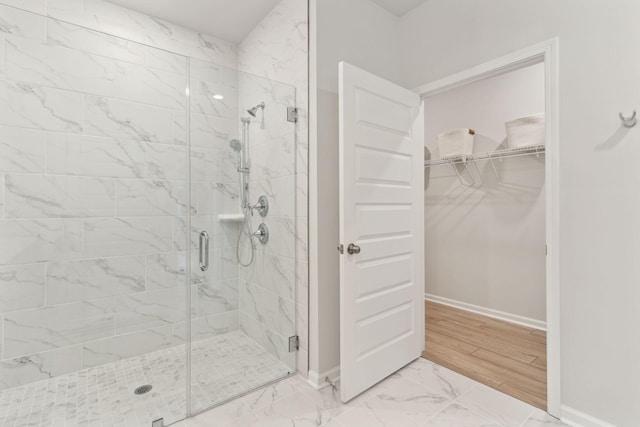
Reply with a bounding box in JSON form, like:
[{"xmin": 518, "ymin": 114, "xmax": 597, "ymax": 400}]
[
  {"xmin": 0, "ymin": 2, "xmax": 243, "ymax": 391},
  {"xmin": 45, "ymin": 0, "xmax": 310, "ymax": 376},
  {"xmin": 238, "ymin": 0, "xmax": 310, "ymax": 377},
  {"xmin": 237, "ymin": 73, "xmax": 297, "ymax": 370}
]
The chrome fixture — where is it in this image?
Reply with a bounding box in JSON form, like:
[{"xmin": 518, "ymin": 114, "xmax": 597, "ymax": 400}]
[
  {"xmin": 232, "ymin": 117, "xmax": 257, "ymax": 267},
  {"xmin": 231, "ymin": 108, "xmax": 270, "ymax": 267},
  {"xmin": 347, "ymin": 243, "xmax": 361, "ymax": 255},
  {"xmin": 287, "ymin": 106, "xmax": 298, "ymax": 123},
  {"xmin": 247, "ymin": 102, "xmax": 265, "ymax": 118},
  {"xmin": 620, "ymin": 110, "xmax": 637, "ymax": 127},
  {"xmin": 229, "ymin": 139, "xmax": 247, "ymax": 173},
  {"xmin": 134, "ymin": 384, "xmax": 153, "ymax": 395},
  {"xmin": 324, "ymin": 376, "xmax": 338, "ymax": 391},
  {"xmin": 253, "ymin": 195, "xmax": 269, "ymax": 217},
  {"xmin": 229, "ymin": 139, "xmax": 242, "ymax": 152},
  {"xmin": 338, "ymin": 243, "xmax": 361, "ymax": 255},
  {"xmin": 289, "ymin": 335, "xmax": 300, "ymax": 353},
  {"xmin": 254, "ymin": 223, "xmax": 269, "ymax": 245},
  {"xmin": 199, "ymin": 231, "xmax": 209, "ymax": 271},
  {"xmin": 247, "ymin": 102, "xmax": 266, "ymax": 129}
]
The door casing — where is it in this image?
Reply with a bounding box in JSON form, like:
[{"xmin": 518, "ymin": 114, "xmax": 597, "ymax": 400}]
[{"xmin": 413, "ymin": 38, "xmax": 561, "ymax": 417}]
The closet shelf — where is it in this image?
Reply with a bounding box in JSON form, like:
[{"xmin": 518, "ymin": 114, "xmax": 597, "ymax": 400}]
[{"xmin": 424, "ymin": 144, "xmax": 545, "ymax": 168}]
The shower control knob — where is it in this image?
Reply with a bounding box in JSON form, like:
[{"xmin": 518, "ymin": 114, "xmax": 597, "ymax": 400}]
[
  {"xmin": 254, "ymin": 223, "xmax": 269, "ymax": 245},
  {"xmin": 347, "ymin": 243, "xmax": 361, "ymax": 255},
  {"xmin": 253, "ymin": 195, "xmax": 269, "ymax": 217}
]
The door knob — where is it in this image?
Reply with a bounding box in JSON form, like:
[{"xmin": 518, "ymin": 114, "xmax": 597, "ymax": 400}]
[{"xmin": 347, "ymin": 243, "xmax": 361, "ymax": 255}]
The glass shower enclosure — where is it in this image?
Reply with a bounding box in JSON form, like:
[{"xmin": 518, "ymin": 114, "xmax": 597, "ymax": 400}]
[{"xmin": 0, "ymin": 7, "xmax": 297, "ymax": 426}]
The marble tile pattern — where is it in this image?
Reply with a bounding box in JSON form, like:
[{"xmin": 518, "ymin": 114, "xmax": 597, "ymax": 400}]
[
  {"xmin": 0, "ymin": 330, "xmax": 293, "ymax": 426},
  {"xmin": 46, "ymin": 0, "xmax": 238, "ymax": 69},
  {"xmin": 236, "ymin": 73, "xmax": 298, "ymax": 369},
  {"xmin": 236, "ymin": 3, "xmax": 306, "ymax": 374},
  {"xmin": 238, "ymin": 0, "xmax": 310, "ymax": 377},
  {"xmin": 0, "ymin": 2, "xmax": 244, "ymax": 392},
  {"xmin": 0, "ymin": 347, "xmax": 568, "ymax": 427},
  {"xmin": 0, "ymin": 0, "xmax": 308, "ymax": 401},
  {"xmin": 180, "ymin": 357, "xmax": 567, "ymax": 427}
]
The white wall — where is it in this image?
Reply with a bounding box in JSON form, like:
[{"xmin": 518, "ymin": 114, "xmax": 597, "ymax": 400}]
[
  {"xmin": 401, "ymin": 1, "xmax": 640, "ymax": 425},
  {"xmin": 314, "ymin": 0, "xmax": 640, "ymax": 424},
  {"xmin": 309, "ymin": 0, "xmax": 402, "ymax": 382},
  {"xmin": 313, "ymin": 89, "xmax": 340, "ymax": 376},
  {"xmin": 315, "ymin": 0, "xmax": 401, "ymax": 93},
  {"xmin": 424, "ymin": 63, "xmax": 546, "ymax": 324}
]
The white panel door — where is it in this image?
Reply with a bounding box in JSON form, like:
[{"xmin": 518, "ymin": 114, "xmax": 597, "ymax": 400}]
[{"xmin": 339, "ymin": 62, "xmax": 425, "ymax": 402}]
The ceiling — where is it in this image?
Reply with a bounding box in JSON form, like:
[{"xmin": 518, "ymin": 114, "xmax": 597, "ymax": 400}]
[
  {"xmin": 369, "ymin": 0, "xmax": 430, "ymax": 17},
  {"xmin": 107, "ymin": 0, "xmax": 281, "ymax": 43}
]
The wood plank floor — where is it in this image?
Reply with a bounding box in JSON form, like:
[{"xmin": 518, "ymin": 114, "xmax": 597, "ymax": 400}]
[{"xmin": 422, "ymin": 301, "xmax": 547, "ymax": 410}]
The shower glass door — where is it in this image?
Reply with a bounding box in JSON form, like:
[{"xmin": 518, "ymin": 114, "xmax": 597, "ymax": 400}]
[
  {"xmin": 0, "ymin": 5, "xmax": 299, "ymax": 424},
  {"xmin": 0, "ymin": 8, "xmax": 190, "ymax": 426},
  {"xmin": 188, "ymin": 59, "xmax": 298, "ymax": 414}
]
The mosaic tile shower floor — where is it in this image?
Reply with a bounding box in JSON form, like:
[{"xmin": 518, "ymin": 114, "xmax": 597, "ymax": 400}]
[{"xmin": 0, "ymin": 331, "xmax": 291, "ymax": 427}]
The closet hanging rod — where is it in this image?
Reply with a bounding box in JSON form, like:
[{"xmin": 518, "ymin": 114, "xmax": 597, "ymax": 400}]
[{"xmin": 424, "ymin": 144, "xmax": 545, "ymax": 168}]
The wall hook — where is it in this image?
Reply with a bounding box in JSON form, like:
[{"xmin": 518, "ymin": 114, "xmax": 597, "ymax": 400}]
[{"xmin": 619, "ymin": 110, "xmax": 637, "ymax": 128}]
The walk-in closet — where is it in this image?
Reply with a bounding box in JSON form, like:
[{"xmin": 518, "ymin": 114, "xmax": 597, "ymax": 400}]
[{"xmin": 422, "ymin": 62, "xmax": 548, "ymax": 409}]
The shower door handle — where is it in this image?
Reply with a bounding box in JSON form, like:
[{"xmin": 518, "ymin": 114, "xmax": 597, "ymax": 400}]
[{"xmin": 199, "ymin": 231, "xmax": 210, "ymax": 271}]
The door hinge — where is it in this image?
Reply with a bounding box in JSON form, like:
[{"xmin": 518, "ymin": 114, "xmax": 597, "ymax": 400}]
[
  {"xmin": 287, "ymin": 107, "xmax": 298, "ymax": 123},
  {"xmin": 288, "ymin": 335, "xmax": 299, "ymax": 352},
  {"xmin": 337, "ymin": 244, "xmax": 344, "ymax": 254},
  {"xmin": 545, "ymin": 244, "xmax": 548, "ymax": 255}
]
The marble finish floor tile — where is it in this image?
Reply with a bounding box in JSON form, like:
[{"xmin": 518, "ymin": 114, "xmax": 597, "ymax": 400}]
[
  {"xmin": 456, "ymin": 383, "xmax": 536, "ymax": 426},
  {"xmin": 188, "ymin": 359, "xmax": 567, "ymax": 427},
  {"xmin": 0, "ymin": 352, "xmax": 568, "ymax": 427},
  {"xmin": 0, "ymin": 331, "xmax": 291, "ymax": 427}
]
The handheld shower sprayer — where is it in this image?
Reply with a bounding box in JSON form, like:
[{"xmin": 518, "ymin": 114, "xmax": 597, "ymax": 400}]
[
  {"xmin": 230, "ymin": 102, "xmax": 269, "ymax": 267},
  {"xmin": 229, "ymin": 139, "xmax": 242, "ymax": 152},
  {"xmin": 229, "ymin": 139, "xmax": 243, "ymax": 172}
]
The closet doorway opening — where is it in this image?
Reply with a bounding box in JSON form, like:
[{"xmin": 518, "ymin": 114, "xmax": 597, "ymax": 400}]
[{"xmin": 415, "ymin": 40, "xmax": 560, "ymax": 415}]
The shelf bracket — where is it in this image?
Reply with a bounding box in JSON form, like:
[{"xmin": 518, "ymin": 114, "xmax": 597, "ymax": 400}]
[
  {"xmin": 470, "ymin": 160, "xmax": 485, "ymax": 185},
  {"xmin": 488, "ymin": 158, "xmax": 502, "ymax": 183},
  {"xmin": 535, "ymin": 146, "xmax": 543, "ymax": 158},
  {"xmin": 450, "ymin": 163, "xmax": 466, "ymax": 185},
  {"xmin": 462, "ymin": 161, "xmax": 476, "ymax": 186}
]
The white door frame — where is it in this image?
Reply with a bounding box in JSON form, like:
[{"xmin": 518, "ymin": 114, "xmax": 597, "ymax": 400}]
[{"xmin": 413, "ymin": 38, "xmax": 561, "ymax": 417}]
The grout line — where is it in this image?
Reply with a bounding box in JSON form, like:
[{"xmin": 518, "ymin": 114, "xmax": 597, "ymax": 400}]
[
  {"xmin": 517, "ymin": 407, "xmax": 538, "ymax": 427},
  {"xmin": 419, "ymin": 377, "xmax": 480, "ymax": 425},
  {"xmin": 42, "ymin": 261, "xmax": 47, "ymax": 306},
  {"xmin": 0, "ymin": 313, "xmax": 3, "ymax": 360},
  {"xmin": 1, "ymin": 173, "xmax": 5, "ymax": 219},
  {"xmin": 1, "ymin": 34, "xmax": 5, "ymax": 82}
]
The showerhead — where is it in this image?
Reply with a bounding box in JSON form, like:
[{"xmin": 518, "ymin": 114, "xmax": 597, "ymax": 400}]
[
  {"xmin": 229, "ymin": 139, "xmax": 242, "ymax": 152},
  {"xmin": 247, "ymin": 102, "xmax": 265, "ymax": 118}
]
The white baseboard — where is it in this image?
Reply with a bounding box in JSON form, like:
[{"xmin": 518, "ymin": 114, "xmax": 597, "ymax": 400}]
[
  {"xmin": 425, "ymin": 294, "xmax": 546, "ymax": 331},
  {"xmin": 560, "ymin": 405, "xmax": 617, "ymax": 427},
  {"xmin": 307, "ymin": 366, "xmax": 340, "ymax": 390}
]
